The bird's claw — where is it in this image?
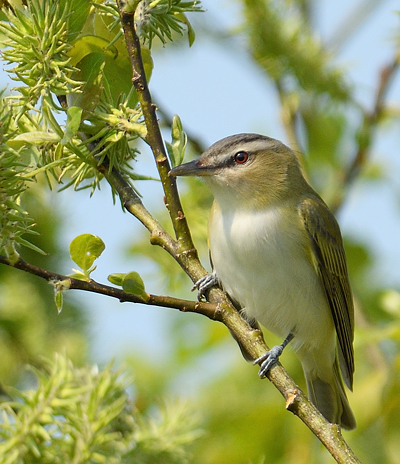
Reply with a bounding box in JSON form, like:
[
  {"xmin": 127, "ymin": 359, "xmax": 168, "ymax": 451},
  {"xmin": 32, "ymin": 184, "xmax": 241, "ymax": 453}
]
[
  {"xmin": 254, "ymin": 345, "xmax": 284, "ymax": 378},
  {"xmin": 254, "ymin": 333, "xmax": 293, "ymax": 378},
  {"xmin": 192, "ymin": 272, "xmax": 218, "ymax": 300}
]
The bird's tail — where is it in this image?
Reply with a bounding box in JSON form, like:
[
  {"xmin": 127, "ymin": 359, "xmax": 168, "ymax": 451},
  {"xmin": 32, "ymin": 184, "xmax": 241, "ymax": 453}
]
[{"xmin": 304, "ymin": 358, "xmax": 356, "ymax": 430}]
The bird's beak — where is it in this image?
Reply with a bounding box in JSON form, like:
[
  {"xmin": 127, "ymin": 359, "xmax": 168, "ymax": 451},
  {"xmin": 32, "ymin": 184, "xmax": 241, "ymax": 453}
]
[{"xmin": 169, "ymin": 158, "xmax": 214, "ymax": 177}]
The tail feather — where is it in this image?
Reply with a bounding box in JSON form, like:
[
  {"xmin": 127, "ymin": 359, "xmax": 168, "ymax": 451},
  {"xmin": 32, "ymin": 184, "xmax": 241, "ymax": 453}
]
[{"xmin": 305, "ymin": 359, "xmax": 356, "ymax": 430}]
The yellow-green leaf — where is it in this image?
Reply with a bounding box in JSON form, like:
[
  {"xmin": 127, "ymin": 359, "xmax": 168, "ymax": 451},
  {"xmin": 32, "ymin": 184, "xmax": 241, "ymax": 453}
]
[
  {"xmin": 68, "ymin": 35, "xmax": 118, "ymax": 67},
  {"xmin": 122, "ymin": 272, "xmax": 149, "ymax": 302},
  {"xmin": 6, "ymin": 132, "xmax": 60, "ymax": 149},
  {"xmin": 107, "ymin": 273, "xmax": 125, "ymax": 287},
  {"xmin": 69, "ymin": 234, "xmax": 105, "ymax": 273},
  {"xmin": 68, "ymin": 53, "xmax": 105, "ymax": 112},
  {"xmin": 61, "ymin": 106, "xmax": 83, "ymax": 145}
]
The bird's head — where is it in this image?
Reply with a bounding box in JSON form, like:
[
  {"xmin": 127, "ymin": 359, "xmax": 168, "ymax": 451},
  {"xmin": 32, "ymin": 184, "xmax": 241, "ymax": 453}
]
[{"xmin": 169, "ymin": 133, "xmax": 308, "ymax": 209}]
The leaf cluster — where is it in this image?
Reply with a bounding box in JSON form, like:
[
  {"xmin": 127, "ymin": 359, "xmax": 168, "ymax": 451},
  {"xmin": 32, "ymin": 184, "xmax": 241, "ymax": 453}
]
[
  {"xmin": 0, "ymin": 0, "xmax": 82, "ymax": 110},
  {"xmin": 0, "ymin": 353, "xmax": 201, "ymax": 464},
  {"xmin": 93, "ymin": 0, "xmax": 202, "ymax": 48},
  {"xmin": 123, "ymin": 0, "xmax": 203, "ymax": 47},
  {"xmin": 242, "ymin": 0, "xmax": 350, "ymax": 101},
  {"xmin": 0, "ymin": 92, "xmax": 42, "ymax": 261}
]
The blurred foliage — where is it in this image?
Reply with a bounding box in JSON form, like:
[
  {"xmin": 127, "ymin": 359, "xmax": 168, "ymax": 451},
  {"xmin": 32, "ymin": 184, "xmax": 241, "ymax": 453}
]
[
  {"xmin": 0, "ymin": 180, "xmax": 88, "ymax": 384},
  {"xmin": 0, "ymin": 353, "xmax": 201, "ymax": 463},
  {"xmin": 242, "ymin": 0, "xmax": 350, "ymax": 101},
  {"xmin": 0, "ymin": 91, "xmax": 40, "ymax": 261},
  {"xmin": 0, "ymin": 0, "xmax": 400, "ymax": 463}
]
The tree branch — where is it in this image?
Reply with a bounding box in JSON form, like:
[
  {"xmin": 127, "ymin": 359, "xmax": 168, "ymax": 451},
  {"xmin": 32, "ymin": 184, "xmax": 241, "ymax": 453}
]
[
  {"xmin": 275, "ymin": 79, "xmax": 304, "ymax": 156},
  {"xmin": 344, "ymin": 54, "xmax": 399, "ymax": 186},
  {"xmin": 321, "ymin": 52, "xmax": 400, "ymax": 214},
  {"xmin": 116, "ymin": 2, "xmax": 195, "ymax": 250},
  {"xmin": 0, "ymin": 255, "xmax": 216, "ymax": 318}
]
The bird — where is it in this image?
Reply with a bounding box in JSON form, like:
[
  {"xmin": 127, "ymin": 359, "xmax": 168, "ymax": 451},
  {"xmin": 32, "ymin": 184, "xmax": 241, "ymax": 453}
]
[{"xmin": 169, "ymin": 133, "xmax": 356, "ymax": 430}]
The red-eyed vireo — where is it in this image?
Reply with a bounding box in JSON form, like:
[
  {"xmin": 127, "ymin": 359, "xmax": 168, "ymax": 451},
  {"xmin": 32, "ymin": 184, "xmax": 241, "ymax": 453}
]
[{"xmin": 169, "ymin": 133, "xmax": 356, "ymax": 430}]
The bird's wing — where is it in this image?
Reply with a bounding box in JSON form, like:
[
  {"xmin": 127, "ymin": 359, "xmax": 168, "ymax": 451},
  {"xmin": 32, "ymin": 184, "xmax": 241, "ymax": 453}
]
[{"xmin": 299, "ymin": 196, "xmax": 354, "ymax": 389}]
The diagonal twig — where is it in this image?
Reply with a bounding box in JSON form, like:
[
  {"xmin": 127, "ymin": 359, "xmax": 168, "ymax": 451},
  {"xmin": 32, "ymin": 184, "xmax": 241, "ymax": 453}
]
[{"xmin": 344, "ymin": 55, "xmax": 400, "ymax": 187}]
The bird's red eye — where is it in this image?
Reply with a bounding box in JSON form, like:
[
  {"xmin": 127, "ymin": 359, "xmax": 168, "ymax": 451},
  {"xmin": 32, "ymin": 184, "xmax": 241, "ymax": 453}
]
[{"xmin": 234, "ymin": 151, "xmax": 249, "ymax": 164}]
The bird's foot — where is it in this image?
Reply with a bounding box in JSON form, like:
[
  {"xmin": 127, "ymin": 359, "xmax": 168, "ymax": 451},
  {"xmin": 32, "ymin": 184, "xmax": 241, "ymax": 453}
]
[
  {"xmin": 254, "ymin": 345, "xmax": 285, "ymax": 378},
  {"xmin": 192, "ymin": 272, "xmax": 218, "ymax": 300},
  {"xmin": 254, "ymin": 333, "xmax": 294, "ymax": 378}
]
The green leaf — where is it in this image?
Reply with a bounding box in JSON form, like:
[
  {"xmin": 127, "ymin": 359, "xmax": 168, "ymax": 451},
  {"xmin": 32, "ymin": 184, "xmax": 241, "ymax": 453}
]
[
  {"xmin": 107, "ymin": 273, "xmax": 125, "ymax": 286},
  {"xmin": 69, "ymin": 270, "xmax": 91, "ymax": 281},
  {"xmin": 55, "ymin": 289, "xmax": 63, "ymax": 314},
  {"xmin": 62, "ymin": 0, "xmax": 91, "ymax": 41},
  {"xmin": 6, "ymin": 131, "xmax": 60, "ymax": 149},
  {"xmin": 122, "ymin": 272, "xmax": 149, "ymax": 302},
  {"xmin": 141, "ymin": 47, "xmax": 154, "ymax": 82},
  {"xmin": 301, "ymin": 101, "xmax": 346, "ymax": 165},
  {"xmin": 52, "ymin": 279, "xmax": 70, "ymax": 313},
  {"xmin": 68, "ymin": 35, "xmax": 153, "ymax": 109},
  {"xmin": 69, "ymin": 234, "xmax": 105, "ymax": 275},
  {"xmin": 61, "ymin": 106, "xmax": 83, "ymax": 145},
  {"xmin": 68, "ymin": 52, "xmax": 106, "ymax": 112},
  {"xmin": 16, "ymin": 237, "xmax": 46, "ymax": 255},
  {"xmin": 176, "ymin": 12, "xmax": 196, "ymax": 46},
  {"xmin": 68, "ymin": 35, "xmax": 119, "ymax": 67},
  {"xmin": 102, "ymin": 46, "xmax": 153, "ymax": 108},
  {"xmin": 165, "ymin": 115, "xmax": 187, "ymax": 167}
]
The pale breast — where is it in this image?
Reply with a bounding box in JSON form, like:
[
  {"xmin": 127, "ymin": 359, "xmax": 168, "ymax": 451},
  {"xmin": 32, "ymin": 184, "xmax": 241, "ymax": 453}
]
[{"xmin": 209, "ymin": 203, "xmax": 334, "ymax": 351}]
